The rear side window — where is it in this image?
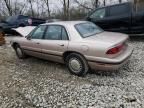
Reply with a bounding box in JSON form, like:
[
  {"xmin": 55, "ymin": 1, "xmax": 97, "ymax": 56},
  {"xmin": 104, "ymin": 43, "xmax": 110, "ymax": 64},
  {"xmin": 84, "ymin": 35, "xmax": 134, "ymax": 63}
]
[
  {"xmin": 44, "ymin": 26, "xmax": 62, "ymax": 40},
  {"xmin": 109, "ymin": 4, "xmax": 129, "ymax": 16},
  {"xmin": 90, "ymin": 8, "xmax": 106, "ymax": 19}
]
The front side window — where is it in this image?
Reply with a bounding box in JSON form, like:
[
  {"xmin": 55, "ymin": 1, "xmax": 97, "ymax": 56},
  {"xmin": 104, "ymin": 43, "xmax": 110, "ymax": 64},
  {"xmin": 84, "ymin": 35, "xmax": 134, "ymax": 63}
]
[
  {"xmin": 75, "ymin": 22, "xmax": 103, "ymax": 38},
  {"xmin": 90, "ymin": 8, "xmax": 106, "ymax": 19},
  {"xmin": 31, "ymin": 25, "xmax": 46, "ymax": 39},
  {"xmin": 44, "ymin": 25, "xmax": 68, "ymax": 40}
]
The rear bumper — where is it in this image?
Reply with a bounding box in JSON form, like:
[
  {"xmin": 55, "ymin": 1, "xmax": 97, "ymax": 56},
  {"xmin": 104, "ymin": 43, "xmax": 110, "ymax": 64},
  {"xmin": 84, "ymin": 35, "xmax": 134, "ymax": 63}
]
[{"xmin": 88, "ymin": 47, "xmax": 133, "ymax": 71}]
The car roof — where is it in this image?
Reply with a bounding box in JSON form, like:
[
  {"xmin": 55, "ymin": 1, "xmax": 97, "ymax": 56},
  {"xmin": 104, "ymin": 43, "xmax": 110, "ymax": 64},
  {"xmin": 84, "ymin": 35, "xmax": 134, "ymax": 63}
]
[
  {"xmin": 41, "ymin": 21, "xmax": 89, "ymax": 26},
  {"xmin": 97, "ymin": 2, "xmax": 131, "ymax": 9}
]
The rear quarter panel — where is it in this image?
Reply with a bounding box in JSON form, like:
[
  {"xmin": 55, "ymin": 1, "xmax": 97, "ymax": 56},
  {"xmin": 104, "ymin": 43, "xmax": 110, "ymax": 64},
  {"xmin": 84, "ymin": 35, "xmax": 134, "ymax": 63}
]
[{"xmin": 67, "ymin": 40, "xmax": 110, "ymax": 60}]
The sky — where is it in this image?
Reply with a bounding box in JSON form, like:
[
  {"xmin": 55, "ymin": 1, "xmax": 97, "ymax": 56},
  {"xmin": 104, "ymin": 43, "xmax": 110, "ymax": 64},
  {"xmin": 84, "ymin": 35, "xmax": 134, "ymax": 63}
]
[{"xmin": 8, "ymin": 0, "xmax": 129, "ymax": 13}]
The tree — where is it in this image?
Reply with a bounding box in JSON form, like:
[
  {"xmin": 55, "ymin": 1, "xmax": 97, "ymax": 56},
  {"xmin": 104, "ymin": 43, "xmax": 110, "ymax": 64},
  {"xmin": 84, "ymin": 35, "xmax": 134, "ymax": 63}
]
[
  {"xmin": 13, "ymin": 0, "xmax": 26, "ymax": 15},
  {"xmin": 3, "ymin": 0, "xmax": 13, "ymax": 15},
  {"xmin": 43, "ymin": 0, "xmax": 51, "ymax": 18},
  {"xmin": 74, "ymin": 0, "xmax": 93, "ymax": 10},
  {"xmin": 60, "ymin": 0, "xmax": 70, "ymax": 20},
  {"xmin": 27, "ymin": 0, "xmax": 35, "ymax": 17},
  {"xmin": 103, "ymin": 0, "xmax": 106, "ymax": 6},
  {"xmin": 94, "ymin": 0, "xmax": 99, "ymax": 8},
  {"xmin": 119, "ymin": 0, "xmax": 122, "ymax": 3}
]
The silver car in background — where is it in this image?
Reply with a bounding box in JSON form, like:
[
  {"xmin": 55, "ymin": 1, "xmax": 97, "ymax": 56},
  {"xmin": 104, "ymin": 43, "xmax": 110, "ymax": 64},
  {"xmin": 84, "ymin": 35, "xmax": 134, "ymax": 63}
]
[{"xmin": 11, "ymin": 21, "xmax": 133, "ymax": 76}]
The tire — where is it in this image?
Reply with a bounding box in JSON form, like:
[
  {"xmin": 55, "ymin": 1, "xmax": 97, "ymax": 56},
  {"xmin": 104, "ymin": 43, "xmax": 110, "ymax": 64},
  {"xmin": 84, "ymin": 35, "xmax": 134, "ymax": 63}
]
[
  {"xmin": 65, "ymin": 53, "xmax": 89, "ymax": 76},
  {"xmin": 14, "ymin": 44, "xmax": 26, "ymax": 59}
]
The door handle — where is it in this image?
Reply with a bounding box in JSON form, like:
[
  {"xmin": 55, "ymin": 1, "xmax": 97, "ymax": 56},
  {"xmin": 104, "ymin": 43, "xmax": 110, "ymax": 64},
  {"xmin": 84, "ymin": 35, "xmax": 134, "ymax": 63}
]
[
  {"xmin": 36, "ymin": 42, "xmax": 40, "ymax": 44},
  {"xmin": 58, "ymin": 44, "xmax": 64, "ymax": 46}
]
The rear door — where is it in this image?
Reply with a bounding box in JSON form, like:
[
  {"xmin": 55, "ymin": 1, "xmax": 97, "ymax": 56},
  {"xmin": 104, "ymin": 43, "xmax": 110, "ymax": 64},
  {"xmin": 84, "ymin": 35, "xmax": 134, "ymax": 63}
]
[
  {"xmin": 131, "ymin": 8, "xmax": 144, "ymax": 34},
  {"xmin": 40, "ymin": 25, "xmax": 69, "ymax": 63},
  {"xmin": 107, "ymin": 3, "xmax": 131, "ymax": 33},
  {"xmin": 88, "ymin": 7, "xmax": 109, "ymax": 30}
]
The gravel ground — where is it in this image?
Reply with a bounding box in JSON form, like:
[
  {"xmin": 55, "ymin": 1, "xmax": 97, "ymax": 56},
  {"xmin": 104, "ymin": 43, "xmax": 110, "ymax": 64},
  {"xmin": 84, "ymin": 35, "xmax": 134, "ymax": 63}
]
[{"xmin": 0, "ymin": 36, "xmax": 144, "ymax": 108}]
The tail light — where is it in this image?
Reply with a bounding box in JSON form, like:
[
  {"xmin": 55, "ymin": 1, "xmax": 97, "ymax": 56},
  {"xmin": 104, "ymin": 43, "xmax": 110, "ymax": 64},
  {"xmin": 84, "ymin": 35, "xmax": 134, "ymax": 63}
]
[{"xmin": 106, "ymin": 44, "xmax": 124, "ymax": 55}]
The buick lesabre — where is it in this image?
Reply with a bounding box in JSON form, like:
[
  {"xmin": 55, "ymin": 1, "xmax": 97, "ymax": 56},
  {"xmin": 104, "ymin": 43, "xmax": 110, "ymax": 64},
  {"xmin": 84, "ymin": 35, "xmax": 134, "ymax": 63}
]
[{"xmin": 11, "ymin": 21, "xmax": 133, "ymax": 76}]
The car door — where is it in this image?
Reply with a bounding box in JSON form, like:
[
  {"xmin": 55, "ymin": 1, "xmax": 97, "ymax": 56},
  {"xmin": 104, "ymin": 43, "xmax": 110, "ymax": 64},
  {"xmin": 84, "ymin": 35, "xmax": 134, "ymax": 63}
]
[
  {"xmin": 22, "ymin": 25, "xmax": 47, "ymax": 57},
  {"xmin": 40, "ymin": 25, "xmax": 69, "ymax": 63},
  {"xmin": 17, "ymin": 15, "xmax": 29, "ymax": 27},
  {"xmin": 131, "ymin": 9, "xmax": 144, "ymax": 34},
  {"xmin": 87, "ymin": 7, "xmax": 109, "ymax": 30},
  {"xmin": 107, "ymin": 3, "xmax": 131, "ymax": 33}
]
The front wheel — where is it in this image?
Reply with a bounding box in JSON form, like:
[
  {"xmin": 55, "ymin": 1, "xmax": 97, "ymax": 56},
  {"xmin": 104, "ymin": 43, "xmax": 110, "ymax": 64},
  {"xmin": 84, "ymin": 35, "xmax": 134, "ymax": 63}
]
[
  {"xmin": 65, "ymin": 53, "xmax": 89, "ymax": 76},
  {"xmin": 14, "ymin": 44, "xmax": 26, "ymax": 59}
]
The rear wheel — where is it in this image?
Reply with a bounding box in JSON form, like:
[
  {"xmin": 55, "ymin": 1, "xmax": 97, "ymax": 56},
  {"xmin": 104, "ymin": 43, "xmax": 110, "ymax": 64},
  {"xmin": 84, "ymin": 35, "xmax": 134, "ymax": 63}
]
[
  {"xmin": 14, "ymin": 44, "xmax": 26, "ymax": 59},
  {"xmin": 65, "ymin": 53, "xmax": 89, "ymax": 76}
]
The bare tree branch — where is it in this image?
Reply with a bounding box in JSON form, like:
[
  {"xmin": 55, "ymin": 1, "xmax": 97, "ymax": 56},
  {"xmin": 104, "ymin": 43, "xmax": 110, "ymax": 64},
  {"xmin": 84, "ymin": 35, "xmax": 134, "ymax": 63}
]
[
  {"xmin": 43, "ymin": 0, "xmax": 51, "ymax": 18},
  {"xmin": 74, "ymin": 0, "xmax": 93, "ymax": 10},
  {"xmin": 3, "ymin": 0, "xmax": 12, "ymax": 15}
]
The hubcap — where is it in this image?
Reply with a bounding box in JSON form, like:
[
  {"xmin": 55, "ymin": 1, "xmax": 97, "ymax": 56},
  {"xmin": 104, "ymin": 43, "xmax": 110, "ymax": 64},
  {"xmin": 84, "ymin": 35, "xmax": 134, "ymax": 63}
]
[
  {"xmin": 69, "ymin": 58, "xmax": 82, "ymax": 73},
  {"xmin": 16, "ymin": 47, "xmax": 22, "ymax": 57}
]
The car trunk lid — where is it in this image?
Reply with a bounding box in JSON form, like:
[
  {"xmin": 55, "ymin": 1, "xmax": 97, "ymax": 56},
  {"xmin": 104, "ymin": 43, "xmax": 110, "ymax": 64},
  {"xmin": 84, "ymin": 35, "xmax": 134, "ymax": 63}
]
[
  {"xmin": 85, "ymin": 31, "xmax": 129, "ymax": 58},
  {"xmin": 85, "ymin": 31, "xmax": 129, "ymax": 45}
]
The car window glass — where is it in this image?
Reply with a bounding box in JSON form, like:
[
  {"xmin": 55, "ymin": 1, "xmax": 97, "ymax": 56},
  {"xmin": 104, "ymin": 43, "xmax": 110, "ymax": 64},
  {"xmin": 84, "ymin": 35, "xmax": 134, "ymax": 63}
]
[
  {"xmin": 109, "ymin": 4, "xmax": 129, "ymax": 16},
  {"xmin": 6, "ymin": 16, "xmax": 17, "ymax": 22},
  {"xmin": 62, "ymin": 28, "xmax": 68, "ymax": 40},
  {"xmin": 18, "ymin": 15, "xmax": 28, "ymax": 19},
  {"xmin": 75, "ymin": 22, "xmax": 103, "ymax": 38},
  {"xmin": 44, "ymin": 25, "xmax": 62, "ymax": 40},
  {"xmin": 90, "ymin": 8, "xmax": 106, "ymax": 19},
  {"xmin": 31, "ymin": 26, "xmax": 46, "ymax": 39}
]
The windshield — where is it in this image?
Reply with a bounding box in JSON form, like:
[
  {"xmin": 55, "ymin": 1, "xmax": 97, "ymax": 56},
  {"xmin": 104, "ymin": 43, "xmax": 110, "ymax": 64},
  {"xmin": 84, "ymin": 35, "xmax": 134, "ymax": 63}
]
[
  {"xmin": 6, "ymin": 16, "xmax": 17, "ymax": 23},
  {"xmin": 75, "ymin": 22, "xmax": 103, "ymax": 38}
]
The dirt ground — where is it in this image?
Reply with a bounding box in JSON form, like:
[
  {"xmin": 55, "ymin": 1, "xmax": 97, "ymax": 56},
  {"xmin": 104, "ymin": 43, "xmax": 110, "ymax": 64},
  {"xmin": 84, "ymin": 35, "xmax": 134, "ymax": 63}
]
[{"xmin": 0, "ymin": 36, "xmax": 144, "ymax": 108}]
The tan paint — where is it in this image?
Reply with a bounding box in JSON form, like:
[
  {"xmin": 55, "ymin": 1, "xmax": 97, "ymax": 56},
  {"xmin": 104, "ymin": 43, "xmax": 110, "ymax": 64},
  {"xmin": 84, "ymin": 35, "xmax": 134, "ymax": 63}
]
[{"xmin": 12, "ymin": 21, "xmax": 133, "ymax": 70}]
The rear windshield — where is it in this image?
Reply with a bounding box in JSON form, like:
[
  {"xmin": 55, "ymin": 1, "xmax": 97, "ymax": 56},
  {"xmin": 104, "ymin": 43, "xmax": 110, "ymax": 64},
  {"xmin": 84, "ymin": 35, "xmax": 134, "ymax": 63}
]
[{"xmin": 75, "ymin": 22, "xmax": 103, "ymax": 38}]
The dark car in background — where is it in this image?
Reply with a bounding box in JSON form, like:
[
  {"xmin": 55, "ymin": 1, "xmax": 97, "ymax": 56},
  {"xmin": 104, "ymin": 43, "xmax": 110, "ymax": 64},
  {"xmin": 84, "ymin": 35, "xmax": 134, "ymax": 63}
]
[
  {"xmin": 0, "ymin": 15, "xmax": 46, "ymax": 34},
  {"xmin": 86, "ymin": 2, "xmax": 144, "ymax": 35}
]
